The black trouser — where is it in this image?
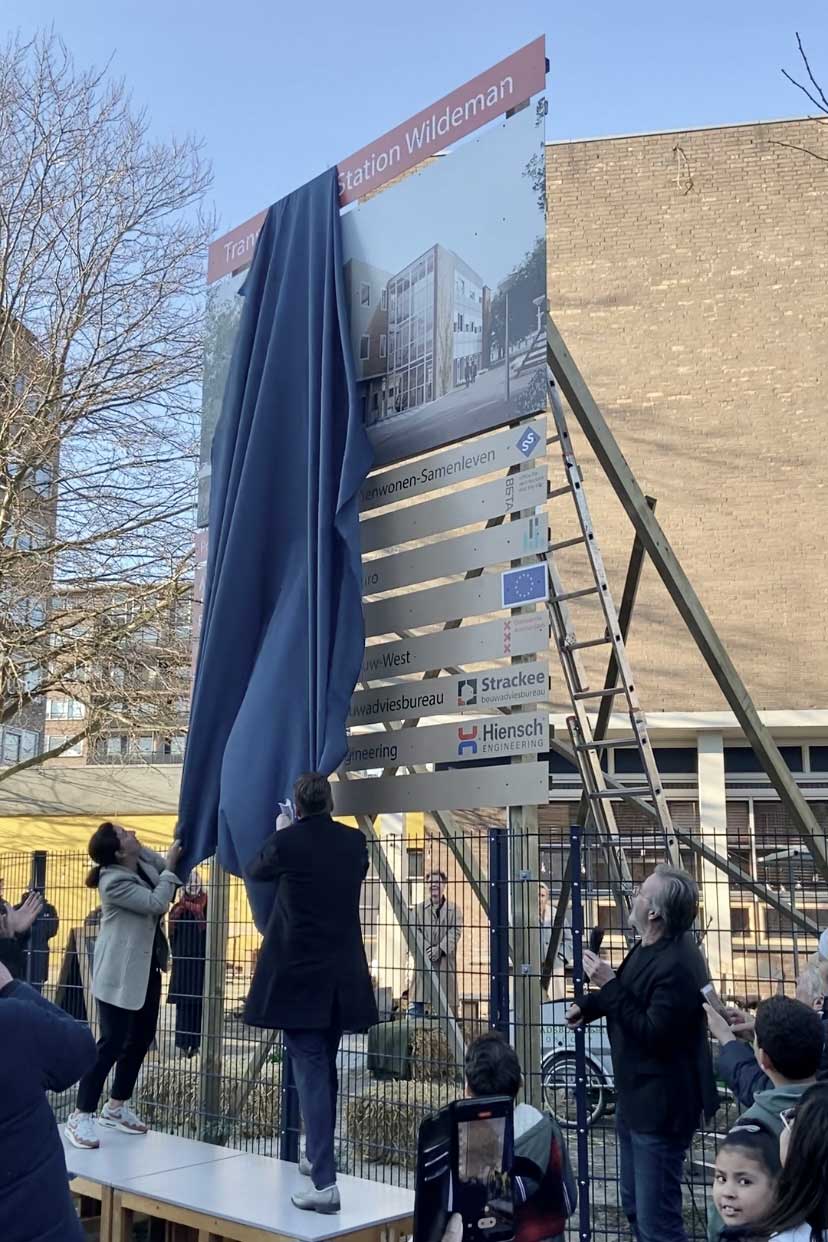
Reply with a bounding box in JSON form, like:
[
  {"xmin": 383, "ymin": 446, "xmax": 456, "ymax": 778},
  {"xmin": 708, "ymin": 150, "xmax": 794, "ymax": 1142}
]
[
  {"xmin": 76, "ymin": 967, "xmax": 161, "ymax": 1113},
  {"xmin": 283, "ymin": 1018, "xmax": 343, "ymax": 1189}
]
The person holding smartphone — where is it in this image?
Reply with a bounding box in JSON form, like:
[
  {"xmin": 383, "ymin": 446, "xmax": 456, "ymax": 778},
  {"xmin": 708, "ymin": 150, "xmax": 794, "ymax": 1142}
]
[
  {"xmin": 0, "ymin": 958, "xmax": 96, "ymax": 1240},
  {"xmin": 64, "ymin": 822, "xmax": 183, "ymax": 1150}
]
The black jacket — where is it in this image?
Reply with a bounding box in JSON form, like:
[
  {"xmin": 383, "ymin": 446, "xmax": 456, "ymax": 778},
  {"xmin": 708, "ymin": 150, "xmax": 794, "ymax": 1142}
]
[
  {"xmin": 167, "ymin": 905, "xmax": 207, "ymax": 1005},
  {"xmin": 577, "ymin": 933, "xmax": 718, "ymax": 1138},
  {"xmin": 0, "ymin": 979, "xmax": 96, "ymax": 1241},
  {"xmin": 243, "ymin": 814, "xmax": 378, "ymax": 1032},
  {"xmin": 20, "ymin": 898, "xmax": 60, "ymax": 987}
]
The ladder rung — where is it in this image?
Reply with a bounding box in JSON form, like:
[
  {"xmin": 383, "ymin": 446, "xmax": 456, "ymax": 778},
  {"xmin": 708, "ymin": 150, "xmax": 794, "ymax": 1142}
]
[
  {"xmin": 564, "ymin": 635, "xmax": 611, "ymax": 651},
  {"xmin": 577, "ymin": 737, "xmax": 643, "ymax": 751},
  {"xmin": 573, "ymin": 686, "xmax": 626, "ymax": 700},
  {"xmin": 589, "ymin": 787, "xmax": 652, "ymax": 800},
  {"xmin": 546, "ymin": 434, "xmax": 561, "ymax": 446},
  {"xmin": 548, "ymin": 484, "xmax": 571, "ymax": 499},
  {"xmin": 549, "ymin": 535, "xmax": 586, "ymax": 552},
  {"xmin": 554, "ymin": 585, "xmax": 599, "ymax": 603}
]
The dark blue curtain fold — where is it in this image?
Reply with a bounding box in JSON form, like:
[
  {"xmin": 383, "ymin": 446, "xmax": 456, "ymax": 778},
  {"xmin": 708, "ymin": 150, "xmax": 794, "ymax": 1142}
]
[{"xmin": 178, "ymin": 168, "xmax": 372, "ymax": 929}]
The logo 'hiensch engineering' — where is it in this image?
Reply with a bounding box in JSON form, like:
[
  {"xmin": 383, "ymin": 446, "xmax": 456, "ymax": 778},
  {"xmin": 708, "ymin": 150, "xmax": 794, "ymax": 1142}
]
[{"xmin": 456, "ymin": 715, "xmax": 545, "ymax": 758}]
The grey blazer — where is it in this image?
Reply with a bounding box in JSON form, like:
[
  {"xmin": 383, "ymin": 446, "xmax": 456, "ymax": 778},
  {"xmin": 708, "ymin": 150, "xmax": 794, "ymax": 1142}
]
[{"xmin": 91, "ymin": 847, "xmax": 181, "ymax": 1011}]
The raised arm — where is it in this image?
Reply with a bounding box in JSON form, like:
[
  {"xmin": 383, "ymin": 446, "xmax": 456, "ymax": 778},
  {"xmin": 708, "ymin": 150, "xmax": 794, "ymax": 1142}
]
[
  {"xmin": 247, "ymin": 833, "xmax": 283, "ymax": 883},
  {"xmin": 102, "ymin": 869, "xmax": 179, "ymax": 918}
]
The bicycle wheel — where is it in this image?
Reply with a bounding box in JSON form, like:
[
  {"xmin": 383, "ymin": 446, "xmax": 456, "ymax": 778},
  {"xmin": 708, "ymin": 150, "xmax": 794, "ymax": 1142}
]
[{"xmin": 541, "ymin": 1050, "xmax": 607, "ymax": 1129}]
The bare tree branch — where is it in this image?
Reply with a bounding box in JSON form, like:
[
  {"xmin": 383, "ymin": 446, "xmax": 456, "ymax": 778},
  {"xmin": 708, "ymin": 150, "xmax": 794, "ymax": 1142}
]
[
  {"xmin": 782, "ymin": 31, "xmax": 828, "ymax": 115},
  {"xmin": 768, "ymin": 138, "xmax": 828, "ymax": 163},
  {"xmin": 0, "ymin": 31, "xmax": 212, "ymax": 779}
]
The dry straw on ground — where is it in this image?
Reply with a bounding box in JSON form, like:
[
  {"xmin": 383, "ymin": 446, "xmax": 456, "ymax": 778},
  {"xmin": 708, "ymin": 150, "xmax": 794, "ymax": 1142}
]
[
  {"xmin": 410, "ymin": 1024, "xmax": 460, "ymax": 1083},
  {"xmin": 345, "ymin": 1081, "xmax": 454, "ymax": 1168},
  {"xmin": 138, "ymin": 1063, "xmax": 281, "ymax": 1140}
]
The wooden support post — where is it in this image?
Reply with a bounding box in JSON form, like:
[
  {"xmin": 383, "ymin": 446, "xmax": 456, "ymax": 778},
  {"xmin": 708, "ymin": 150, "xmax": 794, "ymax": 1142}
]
[
  {"xmin": 547, "ymin": 316, "xmax": 828, "ymax": 881},
  {"xmin": 198, "ymin": 860, "xmax": 231, "ymax": 1144},
  {"xmin": 508, "ymin": 802, "xmax": 543, "ymax": 1108}
]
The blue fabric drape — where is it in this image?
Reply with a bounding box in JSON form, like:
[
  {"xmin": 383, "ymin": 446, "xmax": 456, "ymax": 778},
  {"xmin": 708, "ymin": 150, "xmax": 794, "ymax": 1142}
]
[{"xmin": 178, "ymin": 169, "xmax": 372, "ymax": 928}]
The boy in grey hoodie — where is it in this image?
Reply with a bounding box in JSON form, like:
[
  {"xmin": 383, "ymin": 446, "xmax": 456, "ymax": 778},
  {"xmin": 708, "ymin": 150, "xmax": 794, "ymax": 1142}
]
[
  {"xmin": 464, "ymin": 1031, "xmax": 575, "ymax": 1242},
  {"xmin": 705, "ymin": 996, "xmax": 824, "ymax": 1242}
]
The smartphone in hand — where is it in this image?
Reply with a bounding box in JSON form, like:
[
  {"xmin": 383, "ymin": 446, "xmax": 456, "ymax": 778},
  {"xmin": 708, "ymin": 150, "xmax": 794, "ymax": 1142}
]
[
  {"xmin": 701, "ymin": 982, "xmax": 729, "ymax": 1018},
  {"xmin": 589, "ymin": 927, "xmax": 605, "ymax": 955},
  {"xmin": 451, "ymin": 1096, "xmax": 515, "ymax": 1242}
]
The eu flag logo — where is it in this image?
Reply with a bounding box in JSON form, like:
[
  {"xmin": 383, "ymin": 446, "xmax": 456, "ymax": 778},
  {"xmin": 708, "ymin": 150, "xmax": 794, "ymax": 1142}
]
[{"xmin": 501, "ymin": 563, "xmax": 548, "ymax": 609}]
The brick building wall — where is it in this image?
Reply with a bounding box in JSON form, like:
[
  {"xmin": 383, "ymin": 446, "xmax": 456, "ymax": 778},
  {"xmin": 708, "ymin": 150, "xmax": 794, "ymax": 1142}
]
[{"xmin": 545, "ymin": 118, "xmax": 828, "ymax": 712}]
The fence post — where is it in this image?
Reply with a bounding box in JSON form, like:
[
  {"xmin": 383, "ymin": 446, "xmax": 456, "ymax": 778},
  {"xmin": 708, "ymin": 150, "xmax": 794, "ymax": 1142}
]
[
  {"xmin": 198, "ymin": 859, "xmax": 230, "ymax": 1144},
  {"xmin": 570, "ymin": 823, "xmax": 590, "ymax": 1242},
  {"xmin": 489, "ymin": 827, "xmax": 509, "ymax": 1035},
  {"xmin": 26, "ymin": 850, "xmax": 48, "ymax": 985}
]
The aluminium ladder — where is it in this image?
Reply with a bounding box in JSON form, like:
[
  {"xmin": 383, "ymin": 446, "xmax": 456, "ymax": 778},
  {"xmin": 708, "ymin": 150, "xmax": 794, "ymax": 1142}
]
[{"xmin": 540, "ymin": 374, "xmax": 682, "ymax": 924}]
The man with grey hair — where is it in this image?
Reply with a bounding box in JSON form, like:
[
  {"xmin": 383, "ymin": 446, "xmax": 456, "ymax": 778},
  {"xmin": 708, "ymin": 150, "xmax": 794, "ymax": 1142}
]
[{"xmin": 566, "ymin": 864, "xmax": 717, "ymax": 1242}]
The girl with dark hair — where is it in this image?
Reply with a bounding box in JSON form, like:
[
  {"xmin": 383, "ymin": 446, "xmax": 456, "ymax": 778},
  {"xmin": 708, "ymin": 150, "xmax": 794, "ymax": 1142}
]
[
  {"xmin": 711, "ymin": 1120, "xmax": 780, "ymax": 1241},
  {"xmin": 756, "ymin": 1082, "xmax": 828, "ymax": 1241},
  {"xmin": 65, "ymin": 822, "xmax": 182, "ymax": 1150}
]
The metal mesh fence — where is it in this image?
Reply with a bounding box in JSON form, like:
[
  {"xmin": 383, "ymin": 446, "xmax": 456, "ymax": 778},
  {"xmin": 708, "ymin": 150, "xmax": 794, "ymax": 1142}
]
[{"xmin": 4, "ymin": 792, "xmax": 827, "ymax": 1239}]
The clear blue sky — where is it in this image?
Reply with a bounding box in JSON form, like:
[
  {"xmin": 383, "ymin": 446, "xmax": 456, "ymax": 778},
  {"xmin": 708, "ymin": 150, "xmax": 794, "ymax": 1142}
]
[{"xmin": 6, "ymin": 0, "xmax": 827, "ymax": 238}]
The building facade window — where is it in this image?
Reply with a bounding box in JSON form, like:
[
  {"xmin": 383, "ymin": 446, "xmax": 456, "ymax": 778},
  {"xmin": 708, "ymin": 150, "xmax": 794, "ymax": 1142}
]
[
  {"xmin": 47, "ymin": 698, "xmax": 85, "ymax": 720},
  {"xmin": 2, "ymin": 731, "xmax": 20, "ymax": 763},
  {"xmin": 406, "ymin": 846, "xmax": 425, "ymax": 904},
  {"xmin": 360, "ymin": 282, "xmax": 371, "ymax": 307},
  {"xmin": 359, "ymin": 335, "xmax": 371, "ymax": 361},
  {"xmin": 47, "ymin": 734, "xmax": 83, "ymax": 757},
  {"xmin": 380, "ymin": 334, "xmax": 387, "ymax": 359},
  {"xmin": 387, "ymin": 249, "xmax": 435, "ymax": 415}
]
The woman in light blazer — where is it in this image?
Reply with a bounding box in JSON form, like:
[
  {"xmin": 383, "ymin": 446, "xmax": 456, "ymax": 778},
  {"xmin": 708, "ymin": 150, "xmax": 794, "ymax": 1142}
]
[{"xmin": 65, "ymin": 822, "xmax": 182, "ymax": 1150}]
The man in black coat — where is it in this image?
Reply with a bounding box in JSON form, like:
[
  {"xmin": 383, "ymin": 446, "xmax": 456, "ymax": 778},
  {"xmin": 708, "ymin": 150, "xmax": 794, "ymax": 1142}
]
[
  {"xmin": 244, "ymin": 772, "xmax": 378, "ymax": 1214},
  {"xmin": 567, "ymin": 865, "xmax": 718, "ymax": 1242}
]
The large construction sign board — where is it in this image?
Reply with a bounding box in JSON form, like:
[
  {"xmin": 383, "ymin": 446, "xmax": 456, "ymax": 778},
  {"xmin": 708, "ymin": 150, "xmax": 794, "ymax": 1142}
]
[{"xmin": 198, "ymin": 38, "xmax": 550, "ymax": 816}]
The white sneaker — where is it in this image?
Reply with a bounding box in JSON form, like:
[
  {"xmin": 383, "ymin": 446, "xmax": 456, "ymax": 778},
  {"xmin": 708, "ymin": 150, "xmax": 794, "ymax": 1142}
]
[
  {"xmin": 99, "ymin": 1101, "xmax": 148, "ymax": 1134},
  {"xmin": 65, "ymin": 1111, "xmax": 100, "ymax": 1150}
]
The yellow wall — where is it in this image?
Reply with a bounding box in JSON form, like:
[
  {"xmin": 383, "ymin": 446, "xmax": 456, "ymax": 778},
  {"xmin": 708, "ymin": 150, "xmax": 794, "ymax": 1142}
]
[{"xmin": 0, "ymin": 814, "xmax": 176, "ymax": 854}]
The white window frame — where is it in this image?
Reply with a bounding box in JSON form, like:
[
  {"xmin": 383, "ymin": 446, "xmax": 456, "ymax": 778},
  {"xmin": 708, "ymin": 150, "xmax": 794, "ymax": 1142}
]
[{"xmin": 2, "ymin": 731, "xmax": 21, "ymax": 763}]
